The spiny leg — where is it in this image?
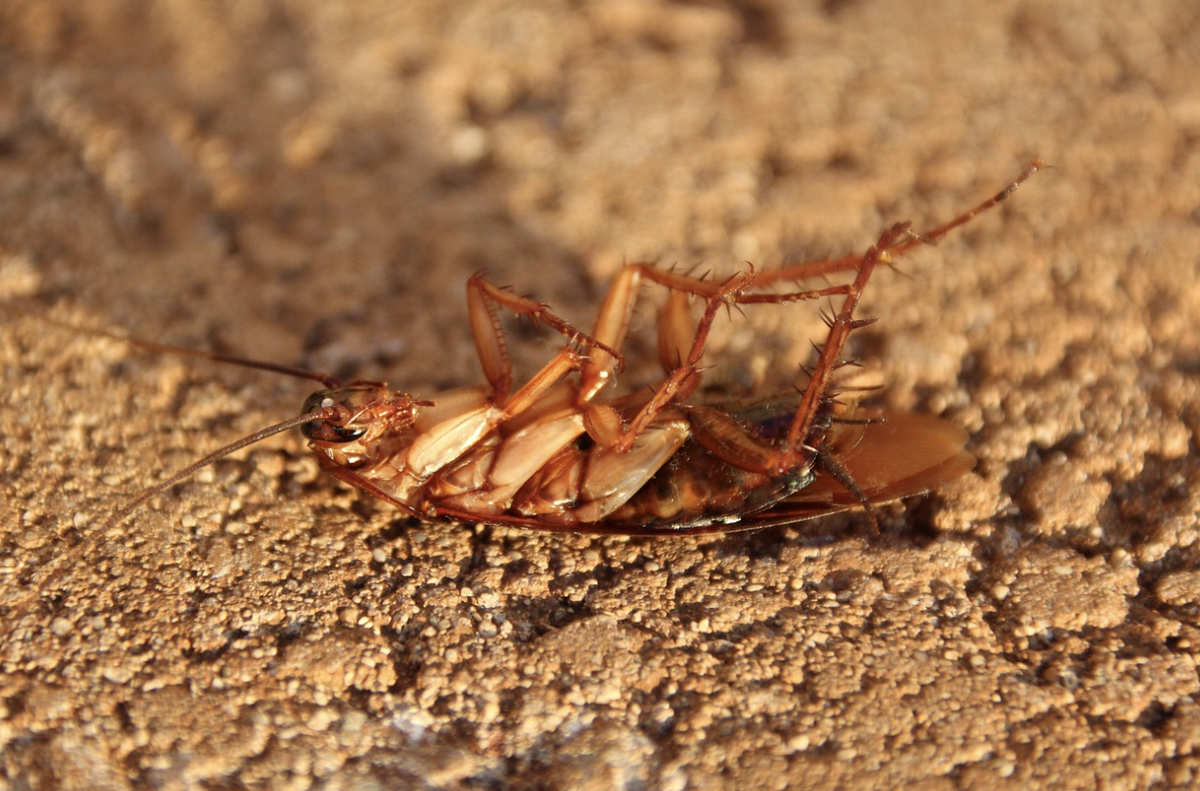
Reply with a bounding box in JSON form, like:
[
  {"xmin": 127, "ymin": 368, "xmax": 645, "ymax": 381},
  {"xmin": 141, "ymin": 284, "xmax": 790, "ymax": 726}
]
[
  {"xmin": 601, "ymin": 232, "xmax": 891, "ymax": 467},
  {"xmin": 578, "ymin": 263, "xmax": 762, "ymax": 400},
  {"xmin": 894, "ymin": 158, "xmax": 1044, "ymax": 252},
  {"xmin": 634, "ymin": 226, "xmax": 932, "ymax": 499},
  {"xmin": 767, "ymin": 158, "xmax": 1045, "ymax": 475},
  {"xmin": 466, "ymin": 273, "xmax": 623, "ymax": 410},
  {"xmin": 747, "ymin": 158, "xmax": 1045, "ymax": 290},
  {"xmin": 748, "ymin": 253, "xmax": 865, "ymax": 290},
  {"xmin": 582, "ymin": 264, "xmax": 857, "ymax": 453},
  {"xmin": 589, "ymin": 159, "xmax": 1045, "ymax": 458},
  {"xmin": 618, "ymin": 159, "xmax": 1045, "ymax": 476},
  {"xmin": 767, "ymin": 225, "xmax": 903, "ymax": 475},
  {"xmin": 579, "ymin": 262, "xmax": 854, "ymax": 400},
  {"xmin": 579, "ymin": 263, "xmax": 762, "ymax": 445},
  {"xmin": 463, "ymin": 268, "xmax": 756, "ymax": 472}
]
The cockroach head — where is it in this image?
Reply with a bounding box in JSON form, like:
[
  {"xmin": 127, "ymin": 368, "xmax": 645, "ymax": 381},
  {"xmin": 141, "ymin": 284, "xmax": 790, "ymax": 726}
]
[{"xmin": 300, "ymin": 385, "xmax": 424, "ymax": 446}]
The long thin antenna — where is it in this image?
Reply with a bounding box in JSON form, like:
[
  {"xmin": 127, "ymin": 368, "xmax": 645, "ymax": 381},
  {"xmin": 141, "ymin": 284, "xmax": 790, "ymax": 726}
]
[
  {"xmin": 15, "ymin": 315, "xmax": 351, "ymax": 609},
  {"xmin": 41, "ymin": 316, "xmax": 342, "ymax": 389},
  {"xmin": 36, "ymin": 314, "xmax": 349, "ymax": 527},
  {"xmin": 104, "ymin": 409, "xmax": 338, "ymax": 530},
  {"xmin": 20, "ymin": 407, "xmax": 338, "ymax": 611}
]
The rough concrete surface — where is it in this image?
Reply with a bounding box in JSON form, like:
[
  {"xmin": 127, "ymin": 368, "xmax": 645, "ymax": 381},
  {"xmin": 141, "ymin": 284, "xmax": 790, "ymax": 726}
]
[{"xmin": 1, "ymin": 1, "xmax": 1198, "ymax": 789}]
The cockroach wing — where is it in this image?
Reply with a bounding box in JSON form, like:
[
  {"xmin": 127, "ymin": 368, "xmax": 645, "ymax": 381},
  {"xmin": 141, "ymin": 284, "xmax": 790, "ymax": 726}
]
[{"xmin": 761, "ymin": 411, "xmax": 974, "ymax": 523}]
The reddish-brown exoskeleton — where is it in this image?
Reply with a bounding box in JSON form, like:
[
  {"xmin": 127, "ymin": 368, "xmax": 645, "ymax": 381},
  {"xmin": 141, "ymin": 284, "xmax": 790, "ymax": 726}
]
[{"xmin": 102, "ymin": 160, "xmax": 1041, "ymax": 537}]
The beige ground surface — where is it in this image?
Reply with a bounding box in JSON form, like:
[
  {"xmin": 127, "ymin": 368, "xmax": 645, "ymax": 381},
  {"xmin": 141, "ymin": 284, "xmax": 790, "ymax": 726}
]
[{"xmin": 2, "ymin": 1, "xmax": 1199, "ymax": 789}]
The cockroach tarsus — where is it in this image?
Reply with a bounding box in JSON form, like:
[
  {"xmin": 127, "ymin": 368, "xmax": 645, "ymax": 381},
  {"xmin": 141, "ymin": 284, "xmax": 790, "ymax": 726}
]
[{"xmin": 41, "ymin": 160, "xmax": 1042, "ymax": 577}]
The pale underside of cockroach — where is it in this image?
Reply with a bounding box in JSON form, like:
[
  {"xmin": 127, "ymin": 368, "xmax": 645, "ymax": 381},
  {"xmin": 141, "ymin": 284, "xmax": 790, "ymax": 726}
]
[
  {"xmin": 274, "ymin": 160, "xmax": 1041, "ymax": 535},
  {"xmin": 94, "ymin": 160, "xmax": 1040, "ymax": 538}
]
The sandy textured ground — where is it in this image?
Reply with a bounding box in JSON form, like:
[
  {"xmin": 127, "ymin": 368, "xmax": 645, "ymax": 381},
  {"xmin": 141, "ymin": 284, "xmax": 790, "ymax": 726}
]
[{"xmin": 2, "ymin": 1, "xmax": 1199, "ymax": 789}]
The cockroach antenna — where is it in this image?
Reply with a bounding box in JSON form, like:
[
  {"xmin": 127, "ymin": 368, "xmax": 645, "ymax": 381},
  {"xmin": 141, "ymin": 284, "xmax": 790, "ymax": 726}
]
[
  {"xmin": 39, "ymin": 316, "xmax": 344, "ymax": 389},
  {"xmin": 33, "ymin": 319, "xmax": 357, "ymax": 527},
  {"xmin": 103, "ymin": 410, "xmax": 339, "ymax": 531}
]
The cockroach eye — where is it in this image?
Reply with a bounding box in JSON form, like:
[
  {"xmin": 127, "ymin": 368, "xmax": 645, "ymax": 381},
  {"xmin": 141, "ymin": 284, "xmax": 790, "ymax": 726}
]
[
  {"xmin": 300, "ymin": 392, "xmax": 367, "ymax": 443},
  {"xmin": 301, "ymin": 420, "xmax": 367, "ymax": 444}
]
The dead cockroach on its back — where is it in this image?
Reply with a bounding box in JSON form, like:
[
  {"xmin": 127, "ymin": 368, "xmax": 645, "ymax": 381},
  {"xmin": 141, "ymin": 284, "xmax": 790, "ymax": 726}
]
[{"xmin": 34, "ymin": 161, "xmax": 1041, "ymax": 581}]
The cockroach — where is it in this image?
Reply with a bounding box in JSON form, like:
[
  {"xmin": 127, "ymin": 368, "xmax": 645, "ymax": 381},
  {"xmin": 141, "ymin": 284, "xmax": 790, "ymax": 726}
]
[{"xmin": 47, "ymin": 161, "xmax": 1043, "ymax": 552}]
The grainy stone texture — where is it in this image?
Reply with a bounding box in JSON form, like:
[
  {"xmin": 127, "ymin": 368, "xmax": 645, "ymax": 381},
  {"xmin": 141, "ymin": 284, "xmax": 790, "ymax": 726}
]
[{"xmin": 2, "ymin": 1, "xmax": 1198, "ymax": 789}]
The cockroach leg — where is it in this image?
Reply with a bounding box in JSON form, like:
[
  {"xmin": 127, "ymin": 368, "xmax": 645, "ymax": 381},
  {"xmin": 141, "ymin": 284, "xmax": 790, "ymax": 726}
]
[
  {"xmin": 466, "ymin": 272, "xmax": 624, "ymax": 405},
  {"xmin": 498, "ymin": 347, "xmax": 584, "ymax": 417},
  {"xmin": 577, "ymin": 264, "xmax": 851, "ymax": 452},
  {"xmin": 578, "ymin": 264, "xmax": 823, "ymax": 400},
  {"xmin": 578, "ymin": 263, "xmax": 856, "ymax": 456},
  {"xmin": 773, "ymin": 222, "xmax": 904, "ymax": 473},
  {"xmin": 770, "ymin": 159, "xmax": 1044, "ymax": 473},
  {"xmin": 579, "ymin": 159, "xmax": 1045, "ymax": 517},
  {"xmin": 814, "ymin": 441, "xmax": 882, "ymax": 532},
  {"xmin": 577, "ymin": 264, "xmax": 641, "ymax": 400},
  {"xmin": 607, "ymin": 269, "xmax": 756, "ymax": 452}
]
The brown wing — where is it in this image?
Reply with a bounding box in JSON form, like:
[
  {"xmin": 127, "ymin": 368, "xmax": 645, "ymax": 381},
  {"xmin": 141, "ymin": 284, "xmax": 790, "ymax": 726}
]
[
  {"xmin": 677, "ymin": 412, "xmax": 972, "ymax": 532},
  {"xmin": 741, "ymin": 410, "xmax": 974, "ymax": 524}
]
